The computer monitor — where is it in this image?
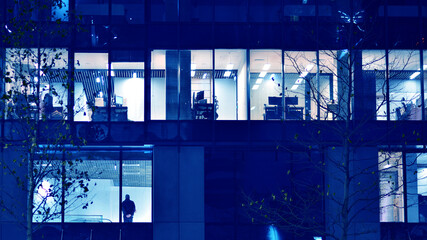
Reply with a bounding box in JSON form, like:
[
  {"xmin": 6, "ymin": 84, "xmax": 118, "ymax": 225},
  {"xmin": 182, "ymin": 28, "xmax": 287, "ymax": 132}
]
[
  {"xmin": 268, "ymin": 96, "xmax": 282, "ymax": 106},
  {"xmin": 285, "ymin": 96, "xmax": 298, "ymax": 105},
  {"xmin": 116, "ymin": 95, "xmax": 123, "ymax": 106},
  {"xmin": 196, "ymin": 91, "xmax": 204, "ymax": 102}
]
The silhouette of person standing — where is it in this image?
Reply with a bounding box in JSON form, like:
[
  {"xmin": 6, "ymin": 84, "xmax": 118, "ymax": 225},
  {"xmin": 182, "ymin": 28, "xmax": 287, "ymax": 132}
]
[{"xmin": 122, "ymin": 194, "xmax": 136, "ymax": 223}]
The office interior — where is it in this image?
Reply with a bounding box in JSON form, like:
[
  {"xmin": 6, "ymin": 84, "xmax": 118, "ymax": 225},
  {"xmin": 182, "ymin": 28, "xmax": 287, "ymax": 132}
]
[
  {"xmin": 32, "ymin": 148, "xmax": 153, "ymax": 223},
  {"xmin": 6, "ymin": 48, "xmax": 425, "ymax": 122}
]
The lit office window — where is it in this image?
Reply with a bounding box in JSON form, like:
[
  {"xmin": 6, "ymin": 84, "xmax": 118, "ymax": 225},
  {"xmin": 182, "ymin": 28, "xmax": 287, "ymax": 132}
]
[
  {"xmin": 151, "ymin": 50, "xmax": 215, "ymax": 120},
  {"xmin": 74, "ymin": 52, "xmax": 109, "ymax": 122},
  {"xmin": 250, "ymin": 50, "xmax": 282, "ymax": 120},
  {"xmin": 4, "ymin": 48, "xmax": 69, "ymax": 121},
  {"xmin": 406, "ymin": 153, "xmax": 427, "ymax": 223},
  {"xmin": 32, "ymin": 155, "xmax": 63, "ymax": 223},
  {"xmin": 388, "ymin": 50, "xmax": 421, "ymax": 121},
  {"xmin": 122, "ymin": 151, "xmax": 152, "ymax": 222},
  {"xmin": 65, "ymin": 151, "xmax": 120, "ymax": 223},
  {"xmin": 362, "ymin": 50, "xmax": 386, "ymax": 120},
  {"xmin": 190, "ymin": 50, "xmax": 214, "ymax": 120},
  {"xmin": 111, "ymin": 50, "xmax": 144, "ymax": 122},
  {"xmin": 214, "ymin": 49, "xmax": 246, "ymax": 120},
  {"xmin": 379, "ymin": 151, "xmax": 404, "ymax": 222},
  {"xmin": 319, "ymin": 50, "xmax": 346, "ymax": 120},
  {"xmin": 284, "ymin": 51, "xmax": 317, "ymax": 120},
  {"xmin": 424, "ymin": 50, "xmax": 427, "ymax": 120}
]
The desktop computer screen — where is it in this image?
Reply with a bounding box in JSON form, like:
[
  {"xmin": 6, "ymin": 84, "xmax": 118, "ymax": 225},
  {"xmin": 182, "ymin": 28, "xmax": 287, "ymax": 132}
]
[{"xmin": 116, "ymin": 96, "xmax": 123, "ymax": 105}]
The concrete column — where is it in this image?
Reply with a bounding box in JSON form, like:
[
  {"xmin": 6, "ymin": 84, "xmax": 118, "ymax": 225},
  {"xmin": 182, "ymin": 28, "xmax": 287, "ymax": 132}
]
[
  {"xmin": 354, "ymin": 50, "xmax": 376, "ymax": 120},
  {"xmin": 179, "ymin": 51, "xmax": 192, "ymax": 120},
  {"xmin": 337, "ymin": 50, "xmax": 350, "ymax": 119},
  {"xmin": 153, "ymin": 146, "xmax": 204, "ymax": 240},
  {"xmin": 165, "ymin": 51, "xmax": 192, "ymax": 120},
  {"xmin": 166, "ymin": 51, "xmax": 179, "ymax": 120}
]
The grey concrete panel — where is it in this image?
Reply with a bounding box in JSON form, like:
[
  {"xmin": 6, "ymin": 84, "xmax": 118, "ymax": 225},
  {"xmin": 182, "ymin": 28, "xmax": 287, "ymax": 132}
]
[
  {"xmin": 179, "ymin": 147, "xmax": 204, "ymax": 222},
  {"xmin": 154, "ymin": 222, "xmax": 179, "ymax": 240},
  {"xmin": 180, "ymin": 222, "xmax": 204, "ymax": 240},
  {"xmin": 153, "ymin": 146, "xmax": 179, "ymax": 222}
]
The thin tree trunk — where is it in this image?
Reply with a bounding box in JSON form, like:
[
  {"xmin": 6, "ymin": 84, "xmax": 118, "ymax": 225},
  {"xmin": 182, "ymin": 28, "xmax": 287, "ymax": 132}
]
[{"xmin": 27, "ymin": 150, "xmax": 34, "ymax": 240}]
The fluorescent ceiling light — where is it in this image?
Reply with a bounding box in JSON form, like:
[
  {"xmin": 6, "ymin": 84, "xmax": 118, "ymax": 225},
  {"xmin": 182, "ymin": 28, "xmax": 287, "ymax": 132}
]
[
  {"xmin": 252, "ymin": 84, "xmax": 259, "ymax": 90},
  {"xmin": 133, "ymin": 72, "xmax": 137, "ymax": 78},
  {"xmin": 203, "ymin": 73, "xmax": 207, "ymax": 79},
  {"xmin": 191, "ymin": 70, "xmax": 195, "ymax": 77},
  {"xmin": 305, "ymin": 64, "xmax": 314, "ymax": 72},
  {"xmin": 224, "ymin": 71, "xmax": 231, "ymax": 77},
  {"xmin": 191, "ymin": 63, "xmax": 197, "ymax": 70},
  {"xmin": 110, "ymin": 70, "xmax": 115, "ymax": 77},
  {"xmin": 122, "ymin": 163, "xmax": 140, "ymax": 167},
  {"xmin": 259, "ymin": 72, "xmax": 267, "ymax": 77},
  {"xmin": 295, "ymin": 78, "xmax": 303, "ymax": 84},
  {"xmin": 291, "ymin": 85, "xmax": 299, "ymax": 90},
  {"xmin": 99, "ymin": 91, "xmax": 103, "ymax": 97},
  {"xmin": 256, "ymin": 78, "xmax": 263, "ymax": 84},
  {"xmin": 263, "ymin": 64, "xmax": 271, "ymax": 71},
  {"xmin": 34, "ymin": 77, "xmax": 38, "ymax": 82},
  {"xmin": 226, "ymin": 63, "xmax": 234, "ymax": 70},
  {"xmin": 96, "ymin": 77, "xmax": 101, "ymax": 83},
  {"xmin": 410, "ymin": 72, "xmax": 420, "ymax": 79}
]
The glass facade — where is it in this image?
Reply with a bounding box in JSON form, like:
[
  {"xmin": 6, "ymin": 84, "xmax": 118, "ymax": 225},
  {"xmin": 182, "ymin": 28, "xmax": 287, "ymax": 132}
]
[
  {"xmin": 1, "ymin": 1, "xmax": 425, "ymax": 122},
  {"xmin": 33, "ymin": 147, "xmax": 153, "ymax": 223}
]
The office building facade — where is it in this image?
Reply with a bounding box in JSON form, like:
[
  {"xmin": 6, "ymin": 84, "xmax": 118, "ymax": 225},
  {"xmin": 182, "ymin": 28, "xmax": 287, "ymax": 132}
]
[{"xmin": 1, "ymin": 0, "xmax": 427, "ymax": 239}]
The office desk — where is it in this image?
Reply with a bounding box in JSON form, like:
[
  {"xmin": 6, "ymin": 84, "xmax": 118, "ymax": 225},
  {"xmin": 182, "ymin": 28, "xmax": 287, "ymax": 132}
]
[
  {"xmin": 285, "ymin": 106, "xmax": 303, "ymax": 120},
  {"xmin": 92, "ymin": 107, "xmax": 128, "ymax": 121},
  {"xmin": 193, "ymin": 103, "xmax": 217, "ymax": 120},
  {"xmin": 264, "ymin": 106, "xmax": 283, "ymax": 120}
]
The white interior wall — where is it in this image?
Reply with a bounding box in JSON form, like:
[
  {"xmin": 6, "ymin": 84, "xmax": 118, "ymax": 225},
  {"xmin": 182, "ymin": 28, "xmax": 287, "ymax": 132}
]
[
  {"xmin": 114, "ymin": 77, "xmax": 145, "ymax": 121},
  {"xmin": 151, "ymin": 77, "xmax": 166, "ymax": 120},
  {"xmin": 215, "ymin": 78, "xmax": 236, "ymax": 120},
  {"xmin": 237, "ymin": 53, "xmax": 247, "ymax": 120}
]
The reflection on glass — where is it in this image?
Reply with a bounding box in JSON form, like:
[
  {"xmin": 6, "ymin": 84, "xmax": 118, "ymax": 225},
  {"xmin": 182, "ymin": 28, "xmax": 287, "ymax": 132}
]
[
  {"xmin": 250, "ymin": 50, "xmax": 282, "ymax": 120},
  {"xmin": 379, "ymin": 151, "xmax": 404, "ymax": 222},
  {"xmin": 215, "ymin": 49, "xmax": 246, "ymax": 120},
  {"xmin": 74, "ymin": 53, "xmax": 108, "ymax": 122},
  {"xmin": 389, "ymin": 50, "xmax": 421, "ymax": 121},
  {"xmin": 112, "ymin": 0, "xmax": 145, "ymax": 24}
]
